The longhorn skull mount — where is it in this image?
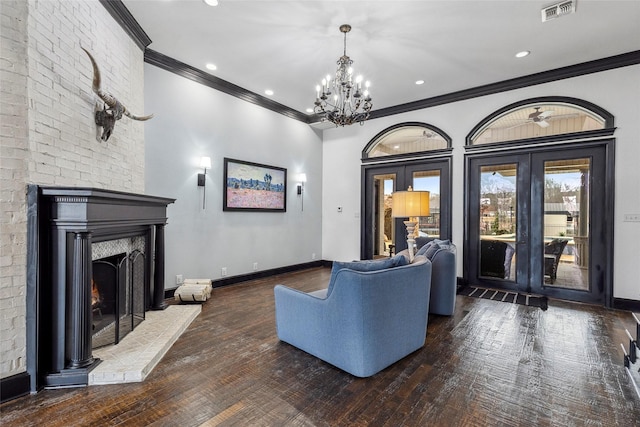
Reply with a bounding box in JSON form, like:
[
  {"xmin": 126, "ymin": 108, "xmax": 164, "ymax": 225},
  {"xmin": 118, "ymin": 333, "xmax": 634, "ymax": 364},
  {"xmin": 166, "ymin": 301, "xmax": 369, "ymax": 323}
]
[{"xmin": 82, "ymin": 47, "xmax": 153, "ymax": 141}]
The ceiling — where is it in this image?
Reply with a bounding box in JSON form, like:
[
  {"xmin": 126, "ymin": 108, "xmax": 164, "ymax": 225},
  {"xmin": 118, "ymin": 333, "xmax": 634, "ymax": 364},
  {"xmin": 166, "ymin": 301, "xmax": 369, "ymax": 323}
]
[{"xmin": 122, "ymin": 0, "xmax": 640, "ymax": 119}]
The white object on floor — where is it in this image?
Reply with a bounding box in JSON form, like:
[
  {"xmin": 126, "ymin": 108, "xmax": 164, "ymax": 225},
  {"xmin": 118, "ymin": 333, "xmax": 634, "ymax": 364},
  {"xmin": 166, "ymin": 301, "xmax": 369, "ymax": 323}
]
[{"xmin": 174, "ymin": 278, "xmax": 212, "ymax": 302}]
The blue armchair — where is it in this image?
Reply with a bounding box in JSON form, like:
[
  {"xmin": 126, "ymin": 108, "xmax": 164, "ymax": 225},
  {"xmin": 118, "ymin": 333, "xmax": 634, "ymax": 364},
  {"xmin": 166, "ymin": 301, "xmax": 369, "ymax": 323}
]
[
  {"xmin": 419, "ymin": 241, "xmax": 457, "ymax": 316},
  {"xmin": 274, "ymin": 256, "xmax": 432, "ymax": 377}
]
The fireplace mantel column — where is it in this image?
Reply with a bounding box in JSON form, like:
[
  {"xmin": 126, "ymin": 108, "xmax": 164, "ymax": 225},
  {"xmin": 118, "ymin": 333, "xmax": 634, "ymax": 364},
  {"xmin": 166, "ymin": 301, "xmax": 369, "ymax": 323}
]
[
  {"xmin": 68, "ymin": 231, "xmax": 96, "ymax": 369},
  {"xmin": 152, "ymin": 224, "xmax": 167, "ymax": 310}
]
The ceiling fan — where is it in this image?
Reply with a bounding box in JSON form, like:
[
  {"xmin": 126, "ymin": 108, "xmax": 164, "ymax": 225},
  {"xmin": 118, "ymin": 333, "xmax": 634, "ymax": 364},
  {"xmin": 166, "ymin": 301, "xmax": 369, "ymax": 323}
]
[
  {"xmin": 527, "ymin": 107, "xmax": 554, "ymax": 128},
  {"xmin": 505, "ymin": 107, "xmax": 555, "ymax": 130}
]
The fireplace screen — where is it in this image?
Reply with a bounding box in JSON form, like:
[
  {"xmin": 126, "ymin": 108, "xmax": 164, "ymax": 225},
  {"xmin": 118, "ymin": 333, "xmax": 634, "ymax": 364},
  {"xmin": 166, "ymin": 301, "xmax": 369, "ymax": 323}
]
[{"xmin": 92, "ymin": 249, "xmax": 145, "ymax": 349}]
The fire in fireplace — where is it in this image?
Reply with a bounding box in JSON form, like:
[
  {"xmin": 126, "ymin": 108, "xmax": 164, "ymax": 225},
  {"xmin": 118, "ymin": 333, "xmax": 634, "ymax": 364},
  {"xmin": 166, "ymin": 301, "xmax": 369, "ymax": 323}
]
[{"xmin": 91, "ymin": 279, "xmax": 102, "ymax": 309}]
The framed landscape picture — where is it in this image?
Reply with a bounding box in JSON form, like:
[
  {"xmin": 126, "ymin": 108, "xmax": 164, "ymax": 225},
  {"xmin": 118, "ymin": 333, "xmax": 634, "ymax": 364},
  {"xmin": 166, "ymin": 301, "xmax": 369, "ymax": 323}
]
[{"xmin": 223, "ymin": 158, "xmax": 287, "ymax": 212}]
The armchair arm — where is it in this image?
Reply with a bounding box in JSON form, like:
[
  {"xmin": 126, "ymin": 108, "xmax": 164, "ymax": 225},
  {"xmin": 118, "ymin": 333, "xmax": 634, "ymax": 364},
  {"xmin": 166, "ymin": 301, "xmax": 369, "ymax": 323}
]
[
  {"xmin": 429, "ymin": 248, "xmax": 457, "ymax": 315},
  {"xmin": 274, "ymin": 285, "xmax": 330, "ymax": 353}
]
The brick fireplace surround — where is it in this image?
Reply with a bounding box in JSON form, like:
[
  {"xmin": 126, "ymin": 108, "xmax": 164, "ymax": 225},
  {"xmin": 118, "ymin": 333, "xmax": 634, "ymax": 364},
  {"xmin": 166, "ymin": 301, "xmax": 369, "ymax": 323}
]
[{"xmin": 26, "ymin": 185, "xmax": 174, "ymax": 391}]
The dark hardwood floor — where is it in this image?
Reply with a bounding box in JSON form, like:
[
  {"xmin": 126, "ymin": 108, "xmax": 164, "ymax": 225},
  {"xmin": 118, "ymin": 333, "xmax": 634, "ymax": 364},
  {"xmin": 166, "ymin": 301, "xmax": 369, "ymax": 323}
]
[{"xmin": 2, "ymin": 267, "xmax": 639, "ymax": 426}]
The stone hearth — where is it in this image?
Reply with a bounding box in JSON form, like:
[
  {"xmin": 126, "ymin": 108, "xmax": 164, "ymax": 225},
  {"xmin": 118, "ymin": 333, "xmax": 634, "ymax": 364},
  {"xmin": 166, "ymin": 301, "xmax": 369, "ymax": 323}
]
[{"xmin": 89, "ymin": 305, "xmax": 200, "ymax": 385}]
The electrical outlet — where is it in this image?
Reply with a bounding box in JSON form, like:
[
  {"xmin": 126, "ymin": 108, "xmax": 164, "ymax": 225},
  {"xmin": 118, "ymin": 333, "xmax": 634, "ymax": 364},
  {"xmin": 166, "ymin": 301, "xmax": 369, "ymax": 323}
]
[
  {"xmin": 175, "ymin": 274, "xmax": 183, "ymax": 285},
  {"xmin": 312, "ymin": 253, "xmax": 316, "ymax": 260},
  {"xmin": 624, "ymin": 213, "xmax": 640, "ymax": 222},
  {"xmin": 221, "ymin": 267, "xmax": 227, "ymax": 277},
  {"xmin": 253, "ymin": 262, "xmax": 258, "ymax": 271}
]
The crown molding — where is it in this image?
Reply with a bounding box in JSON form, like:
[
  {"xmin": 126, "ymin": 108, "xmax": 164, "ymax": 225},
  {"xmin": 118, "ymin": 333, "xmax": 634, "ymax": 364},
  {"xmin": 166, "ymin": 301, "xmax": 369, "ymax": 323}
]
[
  {"xmin": 144, "ymin": 49, "xmax": 310, "ymax": 123},
  {"xmin": 369, "ymin": 50, "xmax": 640, "ymax": 121},
  {"xmin": 99, "ymin": 0, "xmax": 152, "ymax": 50},
  {"xmin": 147, "ymin": 49, "xmax": 639, "ymax": 126}
]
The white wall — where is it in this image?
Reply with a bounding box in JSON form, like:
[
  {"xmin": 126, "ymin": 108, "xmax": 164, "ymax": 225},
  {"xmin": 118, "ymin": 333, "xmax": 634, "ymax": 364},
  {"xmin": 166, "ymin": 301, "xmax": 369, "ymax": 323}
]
[
  {"xmin": 0, "ymin": 0, "xmax": 146, "ymax": 379},
  {"xmin": 144, "ymin": 65, "xmax": 323, "ymax": 287},
  {"xmin": 322, "ymin": 65, "xmax": 640, "ymax": 301}
]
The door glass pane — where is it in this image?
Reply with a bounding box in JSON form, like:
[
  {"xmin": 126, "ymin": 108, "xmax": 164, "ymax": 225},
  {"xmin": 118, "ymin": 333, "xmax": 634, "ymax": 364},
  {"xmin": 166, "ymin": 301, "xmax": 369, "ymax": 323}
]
[
  {"xmin": 543, "ymin": 158, "xmax": 589, "ymax": 290},
  {"xmin": 479, "ymin": 164, "xmax": 517, "ymax": 280},
  {"xmin": 373, "ymin": 174, "xmax": 395, "ymax": 257},
  {"xmin": 413, "ymin": 170, "xmax": 440, "ymax": 239}
]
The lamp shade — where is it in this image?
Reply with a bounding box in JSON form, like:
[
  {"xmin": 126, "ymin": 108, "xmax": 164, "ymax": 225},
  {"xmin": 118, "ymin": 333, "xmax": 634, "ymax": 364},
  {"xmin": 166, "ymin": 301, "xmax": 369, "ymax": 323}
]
[
  {"xmin": 200, "ymin": 156, "xmax": 212, "ymax": 169},
  {"xmin": 297, "ymin": 173, "xmax": 307, "ymax": 183},
  {"xmin": 391, "ymin": 190, "xmax": 430, "ymax": 217}
]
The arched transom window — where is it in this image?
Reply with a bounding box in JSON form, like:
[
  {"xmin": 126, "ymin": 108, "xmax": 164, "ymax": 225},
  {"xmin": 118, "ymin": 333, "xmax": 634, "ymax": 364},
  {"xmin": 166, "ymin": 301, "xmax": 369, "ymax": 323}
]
[
  {"xmin": 468, "ymin": 98, "xmax": 612, "ymax": 146},
  {"xmin": 364, "ymin": 122, "xmax": 451, "ymax": 159}
]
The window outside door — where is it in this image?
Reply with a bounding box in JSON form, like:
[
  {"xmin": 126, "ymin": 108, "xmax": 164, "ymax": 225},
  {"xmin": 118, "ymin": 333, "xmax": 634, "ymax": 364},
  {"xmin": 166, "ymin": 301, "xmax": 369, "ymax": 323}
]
[
  {"xmin": 466, "ymin": 144, "xmax": 611, "ymax": 305},
  {"xmin": 362, "ymin": 160, "xmax": 451, "ymax": 260}
]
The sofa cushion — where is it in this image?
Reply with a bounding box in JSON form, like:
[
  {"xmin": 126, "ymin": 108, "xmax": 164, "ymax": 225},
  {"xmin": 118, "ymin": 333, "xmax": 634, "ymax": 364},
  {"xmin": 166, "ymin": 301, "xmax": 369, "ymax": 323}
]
[
  {"xmin": 424, "ymin": 242, "xmax": 442, "ymax": 260},
  {"xmin": 430, "ymin": 239, "xmax": 452, "ymax": 251},
  {"xmin": 396, "ymin": 249, "xmax": 411, "ymax": 264},
  {"xmin": 390, "ymin": 252, "xmax": 410, "ymax": 268},
  {"xmin": 416, "ymin": 241, "xmax": 435, "ymax": 257},
  {"xmin": 327, "ymin": 255, "xmax": 407, "ymax": 295}
]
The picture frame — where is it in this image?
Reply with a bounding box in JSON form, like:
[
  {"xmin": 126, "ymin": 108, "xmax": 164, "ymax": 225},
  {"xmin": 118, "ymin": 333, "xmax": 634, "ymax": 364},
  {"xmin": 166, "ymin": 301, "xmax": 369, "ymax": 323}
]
[{"xmin": 223, "ymin": 158, "xmax": 287, "ymax": 212}]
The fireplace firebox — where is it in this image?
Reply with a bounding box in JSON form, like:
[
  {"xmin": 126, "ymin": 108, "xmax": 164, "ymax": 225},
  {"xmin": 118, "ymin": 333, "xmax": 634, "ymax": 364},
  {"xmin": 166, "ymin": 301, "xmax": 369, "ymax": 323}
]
[
  {"xmin": 91, "ymin": 247, "xmax": 145, "ymax": 349},
  {"xmin": 26, "ymin": 186, "xmax": 175, "ymax": 391}
]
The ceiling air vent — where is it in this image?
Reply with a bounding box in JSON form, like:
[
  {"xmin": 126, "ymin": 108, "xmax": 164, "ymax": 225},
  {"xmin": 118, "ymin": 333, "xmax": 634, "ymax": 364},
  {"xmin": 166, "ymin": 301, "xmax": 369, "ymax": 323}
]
[{"xmin": 541, "ymin": 0, "xmax": 576, "ymax": 22}]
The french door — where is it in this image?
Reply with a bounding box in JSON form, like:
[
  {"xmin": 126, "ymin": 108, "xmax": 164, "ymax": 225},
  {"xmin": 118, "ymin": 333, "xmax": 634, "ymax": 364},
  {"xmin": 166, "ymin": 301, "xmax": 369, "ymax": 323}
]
[
  {"xmin": 465, "ymin": 142, "xmax": 613, "ymax": 305},
  {"xmin": 362, "ymin": 159, "xmax": 451, "ymax": 260}
]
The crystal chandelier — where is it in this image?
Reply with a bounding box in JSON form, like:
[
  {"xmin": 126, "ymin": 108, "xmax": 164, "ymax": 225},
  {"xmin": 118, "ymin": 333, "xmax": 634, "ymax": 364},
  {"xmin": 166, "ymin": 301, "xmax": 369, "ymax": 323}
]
[{"xmin": 314, "ymin": 24, "xmax": 373, "ymax": 127}]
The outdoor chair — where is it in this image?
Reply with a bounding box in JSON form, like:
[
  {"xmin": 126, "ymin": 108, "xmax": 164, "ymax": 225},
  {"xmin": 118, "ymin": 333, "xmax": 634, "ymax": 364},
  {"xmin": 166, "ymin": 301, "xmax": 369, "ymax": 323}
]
[
  {"xmin": 544, "ymin": 238, "xmax": 569, "ymax": 284},
  {"xmin": 480, "ymin": 239, "xmax": 515, "ymax": 279}
]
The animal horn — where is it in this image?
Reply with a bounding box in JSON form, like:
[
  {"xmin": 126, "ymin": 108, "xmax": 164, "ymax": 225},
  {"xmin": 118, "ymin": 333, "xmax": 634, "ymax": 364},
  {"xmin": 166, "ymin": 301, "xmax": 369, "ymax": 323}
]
[
  {"xmin": 82, "ymin": 47, "xmax": 118, "ymax": 109},
  {"xmin": 123, "ymin": 110, "xmax": 154, "ymax": 121},
  {"xmin": 82, "ymin": 47, "xmax": 153, "ymax": 121}
]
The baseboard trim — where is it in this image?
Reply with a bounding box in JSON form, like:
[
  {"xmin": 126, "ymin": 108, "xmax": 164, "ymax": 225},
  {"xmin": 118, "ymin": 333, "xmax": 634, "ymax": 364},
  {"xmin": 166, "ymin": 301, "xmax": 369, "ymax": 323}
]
[
  {"xmin": 613, "ymin": 298, "xmax": 640, "ymax": 312},
  {"xmin": 1, "ymin": 372, "xmax": 31, "ymax": 403},
  {"xmin": 212, "ymin": 261, "xmax": 326, "ymax": 288},
  {"xmin": 164, "ymin": 260, "xmax": 327, "ymax": 298}
]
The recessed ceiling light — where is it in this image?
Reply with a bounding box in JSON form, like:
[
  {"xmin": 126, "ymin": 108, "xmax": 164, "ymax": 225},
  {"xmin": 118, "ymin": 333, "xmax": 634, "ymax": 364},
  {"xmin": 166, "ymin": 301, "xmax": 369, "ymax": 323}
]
[
  {"xmin": 415, "ymin": 80, "xmax": 425, "ymax": 85},
  {"xmin": 515, "ymin": 50, "xmax": 530, "ymax": 58},
  {"xmin": 264, "ymin": 89, "xmax": 274, "ymax": 96},
  {"xmin": 203, "ymin": 0, "xmax": 218, "ymax": 6},
  {"xmin": 205, "ymin": 63, "xmax": 217, "ymax": 71},
  {"xmin": 306, "ymin": 108, "xmax": 314, "ymax": 113},
  {"xmin": 393, "ymin": 145, "xmax": 400, "ymax": 149}
]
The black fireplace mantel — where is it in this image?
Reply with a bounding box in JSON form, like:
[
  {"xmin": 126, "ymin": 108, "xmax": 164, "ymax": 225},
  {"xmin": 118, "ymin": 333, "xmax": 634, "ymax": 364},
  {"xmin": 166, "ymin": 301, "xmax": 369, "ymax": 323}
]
[{"xmin": 26, "ymin": 185, "xmax": 175, "ymax": 391}]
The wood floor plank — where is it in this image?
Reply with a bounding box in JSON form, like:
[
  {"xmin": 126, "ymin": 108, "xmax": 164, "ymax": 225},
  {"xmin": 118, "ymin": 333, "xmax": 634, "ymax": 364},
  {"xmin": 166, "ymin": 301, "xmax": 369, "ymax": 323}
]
[{"xmin": 1, "ymin": 266, "xmax": 639, "ymax": 426}]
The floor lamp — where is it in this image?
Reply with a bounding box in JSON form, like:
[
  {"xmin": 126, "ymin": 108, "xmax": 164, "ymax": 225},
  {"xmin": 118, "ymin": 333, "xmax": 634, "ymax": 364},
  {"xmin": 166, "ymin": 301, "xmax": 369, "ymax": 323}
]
[{"xmin": 392, "ymin": 188, "xmax": 430, "ymax": 262}]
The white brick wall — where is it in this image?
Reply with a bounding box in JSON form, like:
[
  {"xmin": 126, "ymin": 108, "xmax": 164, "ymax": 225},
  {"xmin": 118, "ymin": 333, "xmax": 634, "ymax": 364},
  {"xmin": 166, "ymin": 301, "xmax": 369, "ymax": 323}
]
[
  {"xmin": 0, "ymin": 0, "xmax": 30, "ymax": 380},
  {"xmin": 0, "ymin": 0, "xmax": 146, "ymax": 379}
]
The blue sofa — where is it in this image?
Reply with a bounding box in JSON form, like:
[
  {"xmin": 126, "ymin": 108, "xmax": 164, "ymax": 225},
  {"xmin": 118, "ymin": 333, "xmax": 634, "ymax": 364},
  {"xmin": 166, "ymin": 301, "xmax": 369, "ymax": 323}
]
[{"xmin": 274, "ymin": 255, "xmax": 432, "ymax": 377}]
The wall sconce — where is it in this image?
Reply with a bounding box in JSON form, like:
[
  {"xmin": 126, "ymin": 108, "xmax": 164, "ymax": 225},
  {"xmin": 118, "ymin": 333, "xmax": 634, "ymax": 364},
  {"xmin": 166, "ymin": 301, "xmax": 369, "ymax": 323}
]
[
  {"xmin": 198, "ymin": 156, "xmax": 211, "ymax": 209},
  {"xmin": 297, "ymin": 173, "xmax": 307, "ymax": 211}
]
